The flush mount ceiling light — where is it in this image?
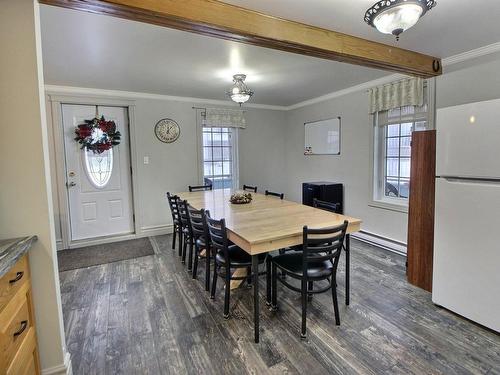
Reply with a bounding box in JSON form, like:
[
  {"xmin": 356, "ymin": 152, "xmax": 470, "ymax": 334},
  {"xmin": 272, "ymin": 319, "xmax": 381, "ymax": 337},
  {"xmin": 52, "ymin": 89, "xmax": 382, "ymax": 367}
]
[
  {"xmin": 364, "ymin": 0, "xmax": 437, "ymax": 40},
  {"xmin": 226, "ymin": 74, "xmax": 254, "ymax": 106}
]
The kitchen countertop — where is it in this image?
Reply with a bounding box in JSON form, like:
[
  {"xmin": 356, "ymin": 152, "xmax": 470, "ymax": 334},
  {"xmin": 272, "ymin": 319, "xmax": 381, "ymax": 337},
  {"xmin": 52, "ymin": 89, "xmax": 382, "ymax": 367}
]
[{"xmin": 0, "ymin": 236, "xmax": 37, "ymax": 278}]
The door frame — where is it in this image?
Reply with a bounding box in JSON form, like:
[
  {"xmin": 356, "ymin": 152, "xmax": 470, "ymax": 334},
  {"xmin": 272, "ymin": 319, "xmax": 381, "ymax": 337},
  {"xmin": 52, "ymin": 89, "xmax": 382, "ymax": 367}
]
[{"xmin": 48, "ymin": 93, "xmax": 142, "ymax": 249}]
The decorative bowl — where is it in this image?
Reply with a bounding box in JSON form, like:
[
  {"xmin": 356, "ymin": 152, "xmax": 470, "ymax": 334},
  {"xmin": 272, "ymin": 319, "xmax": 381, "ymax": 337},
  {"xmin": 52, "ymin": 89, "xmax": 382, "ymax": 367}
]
[{"xmin": 230, "ymin": 193, "xmax": 253, "ymax": 204}]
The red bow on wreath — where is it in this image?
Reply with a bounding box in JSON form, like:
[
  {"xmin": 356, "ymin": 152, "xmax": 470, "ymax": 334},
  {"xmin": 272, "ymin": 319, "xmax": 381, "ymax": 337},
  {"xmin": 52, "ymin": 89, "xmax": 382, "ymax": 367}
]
[{"xmin": 74, "ymin": 116, "xmax": 121, "ymax": 154}]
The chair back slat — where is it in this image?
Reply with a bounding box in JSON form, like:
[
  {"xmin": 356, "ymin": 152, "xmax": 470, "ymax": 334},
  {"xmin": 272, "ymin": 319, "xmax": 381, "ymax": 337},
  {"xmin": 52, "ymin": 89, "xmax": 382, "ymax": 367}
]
[
  {"xmin": 189, "ymin": 184, "xmax": 213, "ymax": 192},
  {"xmin": 188, "ymin": 206, "xmax": 210, "ymax": 246},
  {"xmin": 177, "ymin": 199, "xmax": 193, "ymax": 236},
  {"xmin": 166, "ymin": 192, "xmax": 180, "ymax": 223},
  {"xmin": 265, "ymin": 190, "xmax": 284, "ymax": 200},
  {"xmin": 313, "ymin": 198, "xmax": 339, "ymax": 213},
  {"xmin": 243, "ymin": 184, "xmax": 258, "ymax": 193},
  {"xmin": 205, "ymin": 215, "xmax": 230, "ymax": 260},
  {"xmin": 302, "ymin": 221, "xmax": 348, "ymax": 273}
]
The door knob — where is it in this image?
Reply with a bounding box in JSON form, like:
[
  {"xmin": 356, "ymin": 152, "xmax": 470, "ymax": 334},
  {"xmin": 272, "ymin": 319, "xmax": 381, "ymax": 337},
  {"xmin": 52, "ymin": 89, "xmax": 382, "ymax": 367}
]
[{"xmin": 66, "ymin": 181, "xmax": 76, "ymax": 188}]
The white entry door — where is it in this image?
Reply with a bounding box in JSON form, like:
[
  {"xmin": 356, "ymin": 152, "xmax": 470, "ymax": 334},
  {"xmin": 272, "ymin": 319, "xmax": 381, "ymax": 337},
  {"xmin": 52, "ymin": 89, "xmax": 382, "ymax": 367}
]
[{"xmin": 62, "ymin": 104, "xmax": 134, "ymax": 241}]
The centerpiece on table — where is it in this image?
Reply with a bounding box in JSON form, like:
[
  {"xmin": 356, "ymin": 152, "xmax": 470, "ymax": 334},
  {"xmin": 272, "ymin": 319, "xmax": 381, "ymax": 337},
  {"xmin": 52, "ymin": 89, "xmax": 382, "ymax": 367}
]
[{"xmin": 229, "ymin": 192, "xmax": 253, "ymax": 204}]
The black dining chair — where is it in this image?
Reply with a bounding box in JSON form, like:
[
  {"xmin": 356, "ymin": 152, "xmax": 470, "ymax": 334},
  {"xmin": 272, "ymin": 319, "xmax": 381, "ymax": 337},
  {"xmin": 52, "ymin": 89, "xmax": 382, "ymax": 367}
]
[
  {"xmin": 206, "ymin": 214, "xmax": 266, "ymax": 319},
  {"xmin": 166, "ymin": 192, "xmax": 182, "ymax": 255},
  {"xmin": 265, "ymin": 190, "xmax": 284, "ymax": 200},
  {"xmin": 271, "ymin": 221, "xmax": 348, "ymax": 338},
  {"xmin": 243, "ymin": 184, "xmax": 258, "ymax": 193},
  {"xmin": 313, "ymin": 198, "xmax": 339, "ymax": 213},
  {"xmin": 282, "ymin": 198, "xmax": 340, "ymax": 258},
  {"xmin": 188, "ymin": 206, "xmax": 212, "ymax": 291},
  {"xmin": 178, "ymin": 199, "xmax": 195, "ymax": 269},
  {"xmin": 189, "ymin": 184, "xmax": 213, "ymax": 192}
]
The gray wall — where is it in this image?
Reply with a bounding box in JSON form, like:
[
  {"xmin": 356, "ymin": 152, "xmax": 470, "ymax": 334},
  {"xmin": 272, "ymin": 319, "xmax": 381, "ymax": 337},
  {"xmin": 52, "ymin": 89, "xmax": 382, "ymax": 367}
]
[
  {"xmin": 283, "ymin": 91, "xmax": 409, "ymax": 243},
  {"xmin": 280, "ymin": 53, "xmax": 500, "ymax": 245},
  {"xmin": 49, "ymin": 53, "xmax": 500, "ymax": 248},
  {"xmin": 48, "ymin": 96, "xmax": 287, "ymax": 241},
  {"xmin": 437, "ymin": 52, "xmax": 500, "ymax": 109},
  {"xmin": 132, "ymin": 99, "xmax": 287, "ymax": 230}
]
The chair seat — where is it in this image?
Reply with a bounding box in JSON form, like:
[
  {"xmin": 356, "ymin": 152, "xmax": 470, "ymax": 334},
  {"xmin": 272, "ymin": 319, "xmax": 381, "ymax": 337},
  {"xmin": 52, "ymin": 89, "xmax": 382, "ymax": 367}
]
[
  {"xmin": 272, "ymin": 252, "xmax": 333, "ymax": 279},
  {"xmin": 286, "ymin": 244, "xmax": 302, "ymax": 252},
  {"xmin": 215, "ymin": 245, "xmax": 266, "ymax": 267}
]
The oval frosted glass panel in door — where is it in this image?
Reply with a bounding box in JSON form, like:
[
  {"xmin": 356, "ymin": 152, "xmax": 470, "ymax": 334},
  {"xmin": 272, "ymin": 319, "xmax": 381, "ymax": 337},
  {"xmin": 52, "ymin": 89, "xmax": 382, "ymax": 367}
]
[{"xmin": 84, "ymin": 148, "xmax": 113, "ymax": 188}]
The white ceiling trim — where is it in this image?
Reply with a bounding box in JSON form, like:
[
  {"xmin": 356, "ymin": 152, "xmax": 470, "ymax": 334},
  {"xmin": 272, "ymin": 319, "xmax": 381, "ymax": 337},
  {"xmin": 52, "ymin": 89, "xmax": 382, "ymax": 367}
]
[
  {"xmin": 285, "ymin": 73, "xmax": 405, "ymax": 110},
  {"xmin": 44, "ymin": 85, "xmax": 288, "ymax": 111},
  {"xmin": 442, "ymin": 41, "xmax": 500, "ymax": 66},
  {"xmin": 287, "ymin": 41, "xmax": 500, "ymax": 110}
]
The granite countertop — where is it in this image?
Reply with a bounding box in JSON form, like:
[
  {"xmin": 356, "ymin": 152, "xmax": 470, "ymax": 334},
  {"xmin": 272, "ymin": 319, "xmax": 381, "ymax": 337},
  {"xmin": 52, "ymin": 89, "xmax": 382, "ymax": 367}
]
[{"xmin": 0, "ymin": 236, "xmax": 37, "ymax": 278}]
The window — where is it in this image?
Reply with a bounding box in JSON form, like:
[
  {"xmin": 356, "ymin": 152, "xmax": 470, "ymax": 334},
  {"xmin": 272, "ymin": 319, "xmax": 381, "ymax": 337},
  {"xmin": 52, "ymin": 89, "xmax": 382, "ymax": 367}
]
[
  {"xmin": 84, "ymin": 148, "xmax": 113, "ymax": 188},
  {"xmin": 201, "ymin": 127, "xmax": 238, "ymax": 189},
  {"xmin": 373, "ymin": 103, "xmax": 428, "ymax": 207}
]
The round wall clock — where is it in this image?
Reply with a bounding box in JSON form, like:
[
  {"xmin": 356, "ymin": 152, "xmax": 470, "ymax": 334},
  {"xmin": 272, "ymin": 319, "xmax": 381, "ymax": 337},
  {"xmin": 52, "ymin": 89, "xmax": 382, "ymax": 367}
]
[{"xmin": 154, "ymin": 118, "xmax": 180, "ymax": 143}]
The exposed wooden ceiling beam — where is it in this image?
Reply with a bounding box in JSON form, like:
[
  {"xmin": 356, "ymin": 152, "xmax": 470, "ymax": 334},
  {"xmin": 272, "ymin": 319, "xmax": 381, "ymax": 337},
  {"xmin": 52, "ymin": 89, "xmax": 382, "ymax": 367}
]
[{"xmin": 39, "ymin": 0, "xmax": 442, "ymax": 77}]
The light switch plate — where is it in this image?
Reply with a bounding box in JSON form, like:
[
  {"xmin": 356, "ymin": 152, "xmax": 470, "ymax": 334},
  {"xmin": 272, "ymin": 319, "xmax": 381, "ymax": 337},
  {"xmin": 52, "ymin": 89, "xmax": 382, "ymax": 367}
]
[{"xmin": 143, "ymin": 156, "xmax": 149, "ymax": 165}]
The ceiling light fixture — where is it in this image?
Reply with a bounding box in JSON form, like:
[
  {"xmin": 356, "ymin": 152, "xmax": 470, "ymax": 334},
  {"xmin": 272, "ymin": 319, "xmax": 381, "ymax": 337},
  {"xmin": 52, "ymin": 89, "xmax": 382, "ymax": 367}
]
[
  {"xmin": 226, "ymin": 74, "xmax": 254, "ymax": 106},
  {"xmin": 364, "ymin": 0, "xmax": 437, "ymax": 41}
]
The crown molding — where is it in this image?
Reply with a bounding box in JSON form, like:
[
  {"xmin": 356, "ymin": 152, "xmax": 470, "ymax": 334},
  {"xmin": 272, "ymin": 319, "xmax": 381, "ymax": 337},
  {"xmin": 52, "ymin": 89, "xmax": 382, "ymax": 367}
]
[
  {"xmin": 285, "ymin": 74, "xmax": 405, "ymax": 110},
  {"xmin": 442, "ymin": 42, "xmax": 500, "ymax": 66},
  {"xmin": 286, "ymin": 41, "xmax": 500, "ymax": 110},
  {"xmin": 44, "ymin": 85, "xmax": 288, "ymax": 111}
]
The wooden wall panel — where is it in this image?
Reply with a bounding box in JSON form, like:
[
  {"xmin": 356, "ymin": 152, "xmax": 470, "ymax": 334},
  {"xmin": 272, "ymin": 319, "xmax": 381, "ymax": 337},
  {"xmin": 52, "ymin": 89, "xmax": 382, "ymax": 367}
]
[{"xmin": 407, "ymin": 130, "xmax": 436, "ymax": 292}]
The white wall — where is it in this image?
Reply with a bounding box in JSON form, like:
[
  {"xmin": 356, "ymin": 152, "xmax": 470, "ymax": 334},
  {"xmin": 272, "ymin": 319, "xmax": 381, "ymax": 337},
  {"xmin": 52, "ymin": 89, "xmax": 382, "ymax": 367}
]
[
  {"xmin": 0, "ymin": 1, "xmax": 67, "ymax": 373},
  {"xmin": 46, "ymin": 93, "xmax": 287, "ymax": 243}
]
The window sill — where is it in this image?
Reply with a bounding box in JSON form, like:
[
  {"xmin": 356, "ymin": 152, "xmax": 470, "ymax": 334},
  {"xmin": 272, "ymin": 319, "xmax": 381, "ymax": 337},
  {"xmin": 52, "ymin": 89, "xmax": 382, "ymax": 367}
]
[{"xmin": 369, "ymin": 199, "xmax": 408, "ymax": 214}]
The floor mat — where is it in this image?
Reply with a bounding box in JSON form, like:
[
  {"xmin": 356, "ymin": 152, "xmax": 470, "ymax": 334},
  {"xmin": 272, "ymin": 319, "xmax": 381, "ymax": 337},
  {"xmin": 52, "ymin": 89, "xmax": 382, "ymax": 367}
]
[{"xmin": 57, "ymin": 237, "xmax": 155, "ymax": 271}]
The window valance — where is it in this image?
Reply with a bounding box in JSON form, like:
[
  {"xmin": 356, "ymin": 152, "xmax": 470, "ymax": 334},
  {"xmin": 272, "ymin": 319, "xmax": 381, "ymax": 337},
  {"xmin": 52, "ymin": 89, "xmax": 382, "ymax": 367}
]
[
  {"xmin": 202, "ymin": 108, "xmax": 246, "ymax": 129},
  {"xmin": 369, "ymin": 77, "xmax": 424, "ymax": 114}
]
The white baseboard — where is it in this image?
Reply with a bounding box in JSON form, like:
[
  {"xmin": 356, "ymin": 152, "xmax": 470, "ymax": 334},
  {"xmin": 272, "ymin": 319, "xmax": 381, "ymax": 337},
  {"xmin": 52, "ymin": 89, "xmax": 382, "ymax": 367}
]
[
  {"xmin": 140, "ymin": 224, "xmax": 173, "ymax": 237},
  {"xmin": 64, "ymin": 233, "xmax": 137, "ymax": 249},
  {"xmin": 57, "ymin": 225, "xmax": 173, "ymax": 250},
  {"xmin": 42, "ymin": 351, "xmax": 72, "ymax": 375},
  {"xmin": 352, "ymin": 230, "xmax": 407, "ymax": 256}
]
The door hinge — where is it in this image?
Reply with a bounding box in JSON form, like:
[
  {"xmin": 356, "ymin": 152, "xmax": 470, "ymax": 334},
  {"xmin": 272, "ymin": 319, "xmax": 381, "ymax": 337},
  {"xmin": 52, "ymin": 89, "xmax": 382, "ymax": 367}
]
[
  {"xmin": 130, "ymin": 166, "xmax": 133, "ymax": 175},
  {"xmin": 132, "ymin": 213, "xmax": 136, "ymax": 223}
]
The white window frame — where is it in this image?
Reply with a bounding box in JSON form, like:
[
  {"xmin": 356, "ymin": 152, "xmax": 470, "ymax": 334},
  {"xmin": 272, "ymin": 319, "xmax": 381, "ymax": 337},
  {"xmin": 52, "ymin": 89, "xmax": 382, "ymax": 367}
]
[
  {"xmin": 197, "ymin": 122, "xmax": 239, "ymax": 190},
  {"xmin": 369, "ymin": 79, "xmax": 435, "ymax": 213}
]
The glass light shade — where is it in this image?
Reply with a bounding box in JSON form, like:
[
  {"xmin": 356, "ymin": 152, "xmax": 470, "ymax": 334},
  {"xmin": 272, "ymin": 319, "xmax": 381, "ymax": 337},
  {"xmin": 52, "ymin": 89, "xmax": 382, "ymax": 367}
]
[
  {"xmin": 373, "ymin": 3, "xmax": 423, "ymax": 35},
  {"xmin": 231, "ymin": 93, "xmax": 251, "ymax": 103},
  {"xmin": 226, "ymin": 74, "xmax": 253, "ymax": 105}
]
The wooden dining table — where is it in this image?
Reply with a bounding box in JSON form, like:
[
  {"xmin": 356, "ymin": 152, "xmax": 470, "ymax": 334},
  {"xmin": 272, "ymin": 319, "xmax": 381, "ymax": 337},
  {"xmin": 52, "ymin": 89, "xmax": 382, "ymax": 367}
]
[{"xmin": 177, "ymin": 188, "xmax": 362, "ymax": 343}]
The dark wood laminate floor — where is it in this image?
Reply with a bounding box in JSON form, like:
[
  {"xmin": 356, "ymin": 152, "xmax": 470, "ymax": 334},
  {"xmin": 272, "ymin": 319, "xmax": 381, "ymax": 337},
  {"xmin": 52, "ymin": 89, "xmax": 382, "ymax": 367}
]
[{"xmin": 59, "ymin": 235, "xmax": 500, "ymax": 375}]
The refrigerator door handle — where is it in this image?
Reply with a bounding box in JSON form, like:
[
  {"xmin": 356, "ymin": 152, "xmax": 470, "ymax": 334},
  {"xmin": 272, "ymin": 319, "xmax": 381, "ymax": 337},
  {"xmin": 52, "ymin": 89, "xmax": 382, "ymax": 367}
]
[{"xmin": 440, "ymin": 176, "xmax": 500, "ymax": 185}]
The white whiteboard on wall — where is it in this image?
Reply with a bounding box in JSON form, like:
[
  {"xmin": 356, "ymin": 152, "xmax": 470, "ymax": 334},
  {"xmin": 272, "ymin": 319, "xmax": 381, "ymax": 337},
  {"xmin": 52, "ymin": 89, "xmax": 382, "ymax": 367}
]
[{"xmin": 304, "ymin": 117, "xmax": 341, "ymax": 155}]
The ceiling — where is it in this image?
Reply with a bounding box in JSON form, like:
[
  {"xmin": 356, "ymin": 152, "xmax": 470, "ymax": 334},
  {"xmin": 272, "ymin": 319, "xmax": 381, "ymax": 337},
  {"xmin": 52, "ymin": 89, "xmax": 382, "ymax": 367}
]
[
  {"xmin": 222, "ymin": 0, "xmax": 500, "ymax": 58},
  {"xmin": 40, "ymin": 1, "xmax": 500, "ymax": 107},
  {"xmin": 40, "ymin": 5, "xmax": 388, "ymax": 107}
]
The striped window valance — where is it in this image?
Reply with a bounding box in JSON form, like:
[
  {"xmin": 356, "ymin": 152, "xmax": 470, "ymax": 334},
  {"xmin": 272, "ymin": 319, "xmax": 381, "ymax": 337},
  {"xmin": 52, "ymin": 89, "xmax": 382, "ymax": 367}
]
[
  {"xmin": 202, "ymin": 108, "xmax": 246, "ymax": 129},
  {"xmin": 369, "ymin": 77, "xmax": 424, "ymax": 114}
]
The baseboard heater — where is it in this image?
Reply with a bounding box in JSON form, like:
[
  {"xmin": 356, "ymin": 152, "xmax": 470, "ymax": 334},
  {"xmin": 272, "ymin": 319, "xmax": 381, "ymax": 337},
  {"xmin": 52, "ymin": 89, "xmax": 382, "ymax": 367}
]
[{"xmin": 351, "ymin": 230, "xmax": 407, "ymax": 256}]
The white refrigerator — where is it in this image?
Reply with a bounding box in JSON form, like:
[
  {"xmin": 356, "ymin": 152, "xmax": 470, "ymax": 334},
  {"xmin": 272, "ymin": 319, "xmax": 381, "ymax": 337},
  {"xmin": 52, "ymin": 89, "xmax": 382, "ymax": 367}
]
[{"xmin": 433, "ymin": 98, "xmax": 500, "ymax": 332}]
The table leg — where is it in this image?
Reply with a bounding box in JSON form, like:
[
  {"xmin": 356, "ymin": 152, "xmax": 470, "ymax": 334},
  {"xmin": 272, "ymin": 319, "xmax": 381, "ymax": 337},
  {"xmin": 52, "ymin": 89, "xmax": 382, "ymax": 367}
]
[
  {"xmin": 345, "ymin": 234, "xmax": 350, "ymax": 306},
  {"xmin": 252, "ymin": 255, "xmax": 260, "ymax": 343}
]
